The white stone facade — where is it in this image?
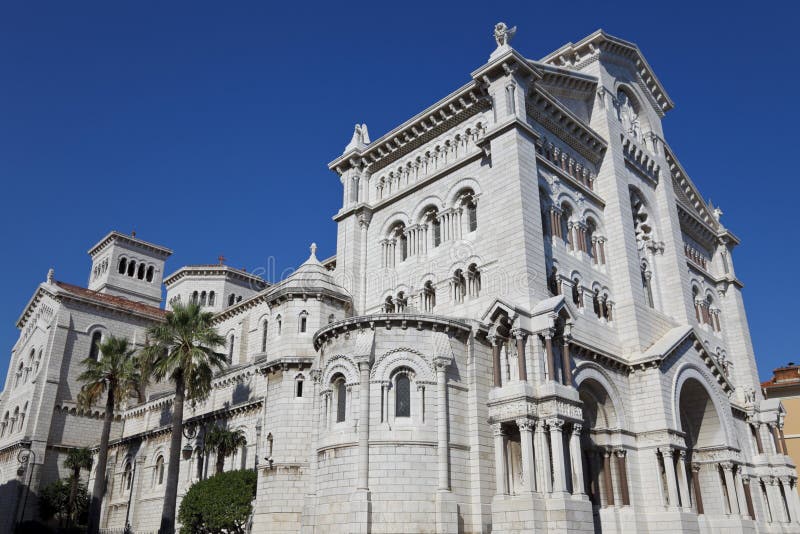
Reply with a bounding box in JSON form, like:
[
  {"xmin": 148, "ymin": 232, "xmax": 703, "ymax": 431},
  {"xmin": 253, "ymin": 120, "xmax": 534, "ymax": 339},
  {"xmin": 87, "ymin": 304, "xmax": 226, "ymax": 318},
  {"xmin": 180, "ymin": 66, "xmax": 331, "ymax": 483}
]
[{"xmin": 0, "ymin": 25, "xmax": 797, "ymax": 534}]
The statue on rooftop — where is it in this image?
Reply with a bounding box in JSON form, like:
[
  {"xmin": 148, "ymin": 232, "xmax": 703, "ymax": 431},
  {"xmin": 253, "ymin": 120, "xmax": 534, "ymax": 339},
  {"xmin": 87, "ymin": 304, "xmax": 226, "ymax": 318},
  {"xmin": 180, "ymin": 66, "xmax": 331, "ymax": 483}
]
[{"xmin": 494, "ymin": 22, "xmax": 516, "ymax": 48}]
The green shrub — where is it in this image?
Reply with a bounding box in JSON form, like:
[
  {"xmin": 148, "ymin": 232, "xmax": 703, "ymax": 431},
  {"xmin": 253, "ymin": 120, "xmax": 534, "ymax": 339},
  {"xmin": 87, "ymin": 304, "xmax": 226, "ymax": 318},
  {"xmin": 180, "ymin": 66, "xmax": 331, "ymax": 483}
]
[
  {"xmin": 38, "ymin": 479, "xmax": 88, "ymax": 526},
  {"xmin": 178, "ymin": 469, "xmax": 257, "ymax": 534}
]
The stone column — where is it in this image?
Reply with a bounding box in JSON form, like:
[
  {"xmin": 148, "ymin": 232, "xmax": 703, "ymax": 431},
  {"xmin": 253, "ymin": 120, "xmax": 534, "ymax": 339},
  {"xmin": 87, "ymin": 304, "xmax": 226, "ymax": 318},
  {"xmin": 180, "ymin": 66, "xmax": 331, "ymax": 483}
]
[
  {"xmin": 721, "ymin": 462, "xmax": 739, "ymax": 514},
  {"xmin": 514, "ymin": 330, "xmax": 527, "ymax": 382},
  {"xmin": 603, "ymin": 449, "xmax": 615, "ymax": 506},
  {"xmin": 359, "ymin": 216, "xmax": 370, "ymax": 313},
  {"xmin": 548, "ymin": 419, "xmax": 567, "ymax": 493},
  {"xmin": 676, "ymin": 450, "xmax": 691, "ymax": 510},
  {"xmin": 771, "ymin": 425, "xmax": 785, "ymax": 455},
  {"xmin": 535, "ymin": 420, "xmax": 551, "ymax": 493},
  {"xmin": 435, "ymin": 359, "xmax": 450, "ymax": 491},
  {"xmin": 351, "ymin": 359, "xmax": 372, "ymax": 534},
  {"xmin": 780, "ymin": 477, "xmax": 796, "ymax": 522},
  {"xmin": 544, "ymin": 332, "xmax": 555, "ymax": 383},
  {"xmin": 615, "ymin": 449, "xmax": 630, "ymax": 505},
  {"xmin": 767, "ymin": 477, "xmax": 787, "ymax": 522},
  {"xmin": 491, "ymin": 337, "xmax": 502, "ymax": 388},
  {"xmin": 493, "ymin": 423, "xmax": 508, "ymax": 495},
  {"xmin": 570, "ymin": 425, "xmax": 586, "ymax": 497},
  {"xmin": 691, "ymin": 463, "xmax": 704, "ymax": 514},
  {"xmin": 734, "ymin": 469, "xmax": 748, "ymax": 518},
  {"xmin": 660, "ymin": 448, "xmax": 680, "ymax": 508},
  {"xmin": 561, "ymin": 337, "xmax": 572, "ymax": 386},
  {"xmin": 742, "ymin": 475, "xmax": 756, "ymax": 519},
  {"xmin": 753, "ymin": 423, "xmax": 764, "ymax": 454},
  {"xmin": 356, "ymin": 360, "xmax": 370, "ymax": 491},
  {"xmin": 517, "ymin": 419, "xmax": 535, "ymax": 493}
]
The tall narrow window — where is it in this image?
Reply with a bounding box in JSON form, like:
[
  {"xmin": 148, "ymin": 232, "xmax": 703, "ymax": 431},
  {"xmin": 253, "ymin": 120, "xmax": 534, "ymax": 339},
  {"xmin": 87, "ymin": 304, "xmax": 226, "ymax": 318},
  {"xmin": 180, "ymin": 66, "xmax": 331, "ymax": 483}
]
[
  {"xmin": 395, "ymin": 373, "xmax": 410, "ymax": 417},
  {"xmin": 296, "ymin": 376, "xmax": 304, "ymax": 398},
  {"xmin": 336, "ymin": 379, "xmax": 347, "ymax": 422},
  {"xmin": 127, "ymin": 261, "xmax": 136, "ymax": 277},
  {"xmin": 228, "ymin": 335, "xmax": 235, "ymax": 363},
  {"xmin": 118, "ymin": 258, "xmax": 127, "ymax": 274},
  {"xmin": 146, "ymin": 265, "xmax": 155, "ymax": 282},
  {"xmin": 200, "ymin": 291, "xmax": 207, "ymax": 306},
  {"xmin": 137, "ymin": 263, "xmax": 145, "ymax": 280},
  {"xmin": 299, "ymin": 312, "xmax": 308, "ymax": 333},
  {"xmin": 208, "ymin": 291, "xmax": 215, "ymax": 306},
  {"xmin": 124, "ymin": 462, "xmax": 133, "ymax": 491},
  {"xmin": 466, "ymin": 201, "xmax": 477, "ymax": 232},
  {"xmin": 192, "ymin": 291, "xmax": 199, "ymax": 305},
  {"xmin": 432, "ymin": 217, "xmax": 441, "ymax": 247},
  {"xmin": 277, "ymin": 315, "xmax": 282, "ymax": 335},
  {"xmin": 155, "ymin": 456, "xmax": 165, "ymax": 486},
  {"xmin": 423, "ymin": 281, "xmax": 436, "ymax": 312},
  {"xmin": 641, "ymin": 263, "xmax": 654, "ymax": 308},
  {"xmin": 261, "ymin": 321, "xmax": 268, "ymax": 353},
  {"xmin": 89, "ymin": 331, "xmax": 102, "ymax": 361},
  {"xmin": 228, "ymin": 294, "xmax": 235, "ymax": 306}
]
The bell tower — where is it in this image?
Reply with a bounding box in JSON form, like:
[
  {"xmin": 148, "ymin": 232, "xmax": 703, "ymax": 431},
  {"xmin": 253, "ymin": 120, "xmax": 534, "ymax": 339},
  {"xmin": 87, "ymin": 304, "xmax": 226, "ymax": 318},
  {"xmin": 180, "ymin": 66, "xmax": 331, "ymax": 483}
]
[{"xmin": 87, "ymin": 231, "xmax": 172, "ymax": 307}]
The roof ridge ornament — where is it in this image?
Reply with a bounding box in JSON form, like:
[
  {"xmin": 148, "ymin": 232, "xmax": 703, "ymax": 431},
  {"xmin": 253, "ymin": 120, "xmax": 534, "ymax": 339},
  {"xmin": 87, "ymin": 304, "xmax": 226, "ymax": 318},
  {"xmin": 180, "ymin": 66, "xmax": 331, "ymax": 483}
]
[
  {"xmin": 47, "ymin": 268, "xmax": 54, "ymax": 284},
  {"xmin": 344, "ymin": 123, "xmax": 370, "ymax": 153},
  {"xmin": 494, "ymin": 22, "xmax": 516, "ymax": 47},
  {"xmin": 309, "ymin": 242, "xmax": 318, "ymax": 261}
]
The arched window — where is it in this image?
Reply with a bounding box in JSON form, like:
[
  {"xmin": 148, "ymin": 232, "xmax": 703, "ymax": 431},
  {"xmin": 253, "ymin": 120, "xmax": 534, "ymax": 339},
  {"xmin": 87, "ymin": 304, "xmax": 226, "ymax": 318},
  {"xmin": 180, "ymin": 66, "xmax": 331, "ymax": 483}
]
[
  {"xmin": 18, "ymin": 402, "xmax": 27, "ymax": 432},
  {"xmin": 467, "ymin": 264, "xmax": 481, "ymax": 298},
  {"xmin": 24, "ymin": 349, "xmax": 34, "ymax": 383},
  {"xmin": 14, "ymin": 362, "xmax": 23, "ymax": 388},
  {"xmin": 422, "ymin": 281, "xmax": 436, "ymax": 312},
  {"xmin": 296, "ymin": 374, "xmax": 304, "ymax": 398},
  {"xmin": 11, "ymin": 407, "xmax": 19, "ymax": 433},
  {"xmin": 261, "ymin": 321, "xmax": 268, "ymax": 353},
  {"xmin": 191, "ymin": 291, "xmax": 199, "ymax": 305},
  {"xmin": 560, "ymin": 203, "xmax": 573, "ymax": 248},
  {"xmin": 118, "ymin": 258, "xmax": 127, "ymax": 274},
  {"xmin": 228, "ymin": 335, "xmax": 235, "ymax": 363},
  {"xmin": 459, "ymin": 190, "xmax": 478, "ymax": 232},
  {"xmin": 424, "ymin": 208, "xmax": 441, "ymax": 247},
  {"xmin": 452, "ymin": 269, "xmax": 466, "ymax": 304},
  {"xmin": 200, "ymin": 291, "xmax": 207, "ymax": 306},
  {"xmin": 395, "ymin": 373, "xmax": 411, "ymax": 418},
  {"xmin": 547, "ymin": 266, "xmax": 560, "ymax": 296},
  {"xmin": 137, "ymin": 263, "xmax": 145, "ymax": 280},
  {"xmin": 208, "ymin": 291, "xmax": 215, "ymax": 306},
  {"xmin": 572, "ymin": 278, "xmax": 582, "ymax": 307},
  {"xmin": 299, "ymin": 311, "xmax": 308, "ymax": 333},
  {"xmin": 334, "ymin": 376, "xmax": 347, "ymax": 423},
  {"xmin": 384, "ymin": 296, "xmax": 395, "ymax": 313},
  {"xmin": 586, "ymin": 218, "xmax": 598, "ymax": 263},
  {"xmin": 146, "ymin": 265, "xmax": 155, "ymax": 282},
  {"xmin": 276, "ymin": 315, "xmax": 282, "ymax": 335},
  {"xmin": 0, "ymin": 412, "xmax": 8, "ymax": 438},
  {"xmin": 33, "ymin": 349, "xmax": 42, "ymax": 375},
  {"xmin": 124, "ymin": 462, "xmax": 133, "ymax": 491},
  {"xmin": 228, "ymin": 294, "xmax": 235, "ymax": 306},
  {"xmin": 641, "ymin": 262, "xmax": 654, "ymax": 308},
  {"xmin": 194, "ymin": 448, "xmax": 204, "ymax": 480},
  {"xmin": 155, "ymin": 456, "xmax": 165, "ymax": 486},
  {"xmin": 127, "ymin": 260, "xmax": 136, "ymax": 277},
  {"xmin": 592, "ymin": 290, "xmax": 601, "ymax": 318},
  {"xmin": 236, "ymin": 296, "xmax": 242, "ymax": 303},
  {"xmin": 89, "ymin": 331, "xmax": 102, "ymax": 361}
]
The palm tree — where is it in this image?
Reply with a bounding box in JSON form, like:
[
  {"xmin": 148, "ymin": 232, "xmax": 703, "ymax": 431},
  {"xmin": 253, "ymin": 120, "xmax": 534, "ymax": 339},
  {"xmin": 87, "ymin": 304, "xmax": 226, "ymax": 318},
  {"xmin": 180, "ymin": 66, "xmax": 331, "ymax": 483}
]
[
  {"xmin": 77, "ymin": 335, "xmax": 141, "ymax": 534},
  {"xmin": 63, "ymin": 447, "xmax": 92, "ymax": 527},
  {"xmin": 204, "ymin": 426, "xmax": 247, "ymax": 474},
  {"xmin": 141, "ymin": 302, "xmax": 226, "ymax": 534}
]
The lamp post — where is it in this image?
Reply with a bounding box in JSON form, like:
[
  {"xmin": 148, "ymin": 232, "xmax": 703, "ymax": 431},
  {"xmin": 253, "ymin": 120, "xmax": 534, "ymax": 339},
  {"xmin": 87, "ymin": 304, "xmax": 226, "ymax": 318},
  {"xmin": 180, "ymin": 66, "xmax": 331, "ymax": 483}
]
[
  {"xmin": 182, "ymin": 422, "xmax": 206, "ymax": 479},
  {"xmin": 123, "ymin": 457, "xmax": 137, "ymax": 534},
  {"xmin": 15, "ymin": 447, "xmax": 36, "ymax": 528}
]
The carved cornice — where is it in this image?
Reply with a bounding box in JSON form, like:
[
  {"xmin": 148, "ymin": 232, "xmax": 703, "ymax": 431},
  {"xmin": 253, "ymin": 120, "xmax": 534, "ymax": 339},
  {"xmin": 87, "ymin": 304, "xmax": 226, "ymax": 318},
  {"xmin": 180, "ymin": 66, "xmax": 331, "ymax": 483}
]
[
  {"xmin": 540, "ymin": 30, "xmax": 674, "ymax": 117},
  {"xmin": 313, "ymin": 313, "xmax": 472, "ymax": 351},
  {"xmin": 527, "ymin": 88, "xmax": 607, "ymax": 165}
]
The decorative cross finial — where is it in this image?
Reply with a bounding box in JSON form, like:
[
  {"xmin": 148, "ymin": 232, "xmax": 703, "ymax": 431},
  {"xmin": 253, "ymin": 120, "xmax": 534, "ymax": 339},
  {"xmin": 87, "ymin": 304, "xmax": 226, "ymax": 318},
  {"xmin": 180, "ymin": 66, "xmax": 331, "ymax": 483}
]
[
  {"xmin": 310, "ymin": 243, "xmax": 318, "ymax": 258},
  {"xmin": 218, "ymin": 255, "xmax": 226, "ymax": 265},
  {"xmin": 494, "ymin": 22, "xmax": 516, "ymax": 48}
]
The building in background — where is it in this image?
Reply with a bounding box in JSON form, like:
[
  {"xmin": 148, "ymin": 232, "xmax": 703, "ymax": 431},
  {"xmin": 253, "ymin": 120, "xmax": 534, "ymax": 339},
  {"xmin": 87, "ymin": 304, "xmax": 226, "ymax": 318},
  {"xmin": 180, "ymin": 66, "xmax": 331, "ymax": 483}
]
[
  {"xmin": 1, "ymin": 23, "xmax": 798, "ymax": 534},
  {"xmin": 763, "ymin": 364, "xmax": 800, "ymax": 491}
]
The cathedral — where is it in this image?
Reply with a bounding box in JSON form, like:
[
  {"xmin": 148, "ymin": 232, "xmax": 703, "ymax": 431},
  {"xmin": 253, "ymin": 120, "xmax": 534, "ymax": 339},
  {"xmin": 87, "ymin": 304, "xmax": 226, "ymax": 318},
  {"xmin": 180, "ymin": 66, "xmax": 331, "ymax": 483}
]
[{"xmin": 0, "ymin": 24, "xmax": 797, "ymax": 534}]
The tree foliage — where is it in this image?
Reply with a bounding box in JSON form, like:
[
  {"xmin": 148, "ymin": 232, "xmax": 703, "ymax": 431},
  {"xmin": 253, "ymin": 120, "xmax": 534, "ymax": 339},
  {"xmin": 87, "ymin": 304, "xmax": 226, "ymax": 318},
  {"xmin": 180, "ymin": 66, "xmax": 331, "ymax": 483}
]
[
  {"xmin": 177, "ymin": 469, "xmax": 257, "ymax": 534},
  {"xmin": 141, "ymin": 302, "xmax": 226, "ymax": 533},
  {"xmin": 204, "ymin": 427, "xmax": 247, "ymax": 474},
  {"xmin": 39, "ymin": 479, "xmax": 88, "ymax": 527}
]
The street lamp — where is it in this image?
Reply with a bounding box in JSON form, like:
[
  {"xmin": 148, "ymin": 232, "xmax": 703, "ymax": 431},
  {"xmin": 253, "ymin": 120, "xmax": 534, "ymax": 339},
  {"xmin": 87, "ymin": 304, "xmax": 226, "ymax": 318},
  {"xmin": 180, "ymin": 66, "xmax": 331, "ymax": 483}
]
[{"xmin": 15, "ymin": 447, "xmax": 36, "ymax": 528}]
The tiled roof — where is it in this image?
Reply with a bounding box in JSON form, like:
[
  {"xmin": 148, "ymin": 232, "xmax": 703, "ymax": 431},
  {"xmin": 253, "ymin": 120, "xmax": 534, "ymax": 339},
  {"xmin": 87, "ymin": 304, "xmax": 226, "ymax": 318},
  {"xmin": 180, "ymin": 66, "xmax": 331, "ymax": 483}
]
[{"xmin": 55, "ymin": 281, "xmax": 166, "ymax": 320}]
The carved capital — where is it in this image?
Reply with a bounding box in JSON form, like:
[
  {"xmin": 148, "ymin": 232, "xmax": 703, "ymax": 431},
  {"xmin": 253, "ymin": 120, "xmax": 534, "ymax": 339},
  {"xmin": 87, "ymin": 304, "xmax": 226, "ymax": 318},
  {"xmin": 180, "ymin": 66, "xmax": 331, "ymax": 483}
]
[
  {"xmin": 546, "ymin": 418, "xmax": 564, "ymax": 431},
  {"xmin": 614, "ymin": 448, "xmax": 626, "ymax": 458},
  {"xmin": 516, "ymin": 418, "xmax": 534, "ymax": 432},
  {"xmin": 719, "ymin": 461, "xmax": 734, "ymax": 472},
  {"xmin": 572, "ymin": 423, "xmax": 583, "ymax": 436},
  {"xmin": 491, "ymin": 423, "xmax": 505, "ymax": 437}
]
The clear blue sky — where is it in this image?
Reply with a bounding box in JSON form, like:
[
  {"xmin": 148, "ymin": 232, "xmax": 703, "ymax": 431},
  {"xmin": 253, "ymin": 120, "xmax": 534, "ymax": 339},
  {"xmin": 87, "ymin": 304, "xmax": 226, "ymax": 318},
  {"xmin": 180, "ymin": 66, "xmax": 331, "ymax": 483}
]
[{"xmin": 0, "ymin": 1, "xmax": 796, "ymax": 383}]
